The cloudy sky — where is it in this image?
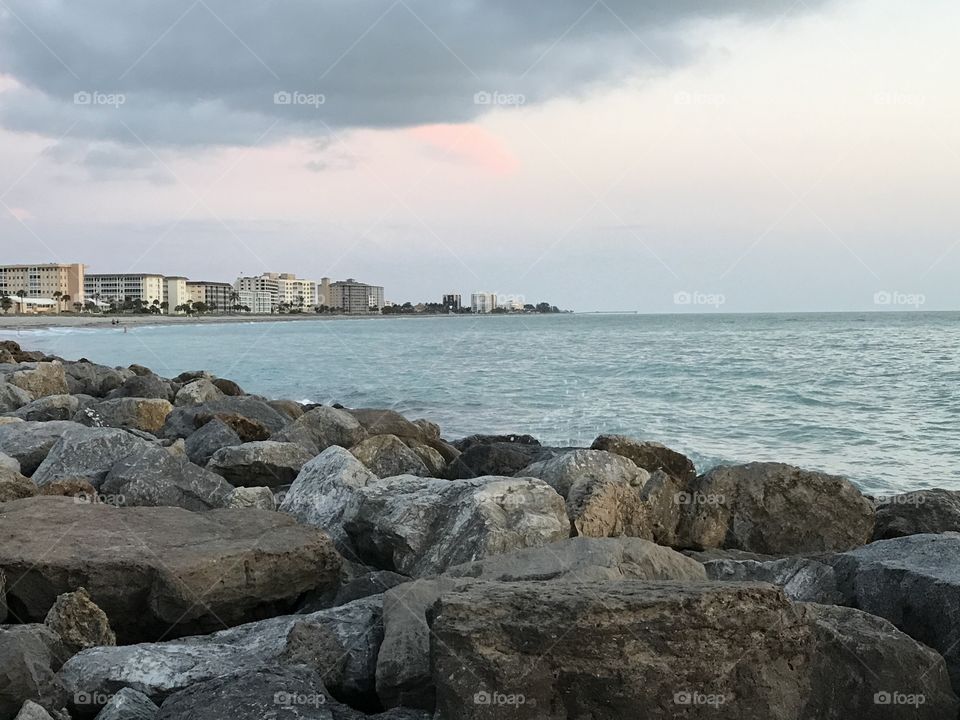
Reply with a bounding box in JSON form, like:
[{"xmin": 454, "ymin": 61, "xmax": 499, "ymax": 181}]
[{"xmin": 0, "ymin": 0, "xmax": 957, "ymax": 312}]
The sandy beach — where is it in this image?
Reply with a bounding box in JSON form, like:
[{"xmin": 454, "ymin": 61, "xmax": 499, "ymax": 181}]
[{"xmin": 0, "ymin": 313, "xmax": 405, "ymax": 332}]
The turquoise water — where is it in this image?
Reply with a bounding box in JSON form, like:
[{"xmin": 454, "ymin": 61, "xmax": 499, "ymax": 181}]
[{"xmin": 4, "ymin": 312, "xmax": 959, "ymax": 494}]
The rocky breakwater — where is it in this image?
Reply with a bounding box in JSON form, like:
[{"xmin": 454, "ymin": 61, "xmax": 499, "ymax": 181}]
[{"xmin": 0, "ymin": 340, "xmax": 958, "ymax": 718}]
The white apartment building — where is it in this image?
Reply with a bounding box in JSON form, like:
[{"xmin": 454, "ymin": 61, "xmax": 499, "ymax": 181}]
[
  {"xmin": 274, "ymin": 273, "xmax": 317, "ymax": 308},
  {"xmin": 164, "ymin": 276, "xmax": 189, "ymax": 313},
  {"xmin": 234, "ymin": 275, "xmax": 279, "ymax": 314},
  {"xmin": 85, "ymin": 273, "xmax": 165, "ymax": 308},
  {"xmin": 471, "ymin": 292, "xmax": 498, "ymax": 313},
  {"xmin": 0, "ymin": 263, "xmax": 85, "ymax": 307}
]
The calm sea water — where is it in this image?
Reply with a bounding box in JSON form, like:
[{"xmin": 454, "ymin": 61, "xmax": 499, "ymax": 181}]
[{"xmin": 4, "ymin": 312, "xmax": 958, "ymax": 495}]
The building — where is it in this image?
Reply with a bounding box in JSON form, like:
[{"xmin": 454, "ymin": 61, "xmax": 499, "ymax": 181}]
[
  {"xmin": 274, "ymin": 273, "xmax": 317, "ymax": 309},
  {"xmin": 85, "ymin": 273, "xmax": 164, "ymax": 309},
  {"xmin": 164, "ymin": 277, "xmax": 189, "ymax": 314},
  {"xmin": 0, "ymin": 263, "xmax": 85, "ymax": 310},
  {"xmin": 499, "ymin": 297, "xmax": 524, "ymax": 312},
  {"xmin": 471, "ymin": 292, "xmax": 498, "ymax": 313},
  {"xmin": 187, "ymin": 281, "xmax": 234, "ymax": 311},
  {"xmin": 327, "ymin": 279, "xmax": 385, "ymax": 314},
  {"xmin": 234, "ymin": 275, "xmax": 279, "ymax": 314},
  {"xmin": 442, "ymin": 293, "xmax": 462, "ymax": 311}
]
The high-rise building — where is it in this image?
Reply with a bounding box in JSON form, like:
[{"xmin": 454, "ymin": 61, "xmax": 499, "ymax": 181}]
[
  {"xmin": 164, "ymin": 276, "xmax": 189, "ymax": 314},
  {"xmin": 85, "ymin": 273, "xmax": 164, "ymax": 308},
  {"xmin": 0, "ymin": 263, "xmax": 85, "ymax": 310},
  {"xmin": 187, "ymin": 281, "xmax": 234, "ymax": 311},
  {"xmin": 442, "ymin": 293, "xmax": 462, "ymax": 311},
  {"xmin": 274, "ymin": 273, "xmax": 318, "ymax": 308},
  {"xmin": 471, "ymin": 292, "xmax": 497, "ymax": 313},
  {"xmin": 234, "ymin": 275, "xmax": 279, "ymax": 314},
  {"xmin": 327, "ymin": 279, "xmax": 385, "ymax": 313}
]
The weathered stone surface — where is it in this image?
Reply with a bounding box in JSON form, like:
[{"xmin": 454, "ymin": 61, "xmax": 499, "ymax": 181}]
[
  {"xmin": 105, "ymin": 374, "xmax": 173, "ymax": 402},
  {"xmin": 183, "ymin": 418, "xmax": 241, "ymax": 466},
  {"xmin": 210, "ymin": 378, "xmax": 244, "ymax": 397},
  {"xmin": 63, "ymin": 362, "xmax": 128, "ymax": 398},
  {"xmin": 36, "ymin": 477, "xmax": 98, "ymax": 501},
  {"xmin": 702, "ymin": 555, "xmax": 844, "ymax": 603},
  {"xmin": 162, "ymin": 398, "xmax": 288, "ymax": 439},
  {"xmin": 59, "ymin": 596, "xmax": 382, "ymax": 711},
  {"xmin": 345, "ymin": 475, "xmax": 568, "ymax": 576},
  {"xmin": 75, "ymin": 398, "xmax": 173, "ymax": 435},
  {"xmin": 278, "ymin": 447, "xmax": 378, "ymax": 556},
  {"xmin": 101, "ymin": 444, "xmax": 234, "ymax": 511},
  {"xmin": 0, "ymin": 422, "xmax": 86, "ymax": 476},
  {"xmin": 225, "ymin": 486, "xmax": 275, "ymax": 510},
  {"xmin": 10, "ymin": 395, "xmax": 81, "ymax": 423},
  {"xmin": 271, "ymin": 406, "xmax": 367, "ymax": 455},
  {"xmin": 0, "ymin": 497, "xmax": 342, "ymax": 642},
  {"xmin": 173, "ymin": 379, "xmax": 223, "ymax": 407},
  {"xmin": 31, "ymin": 428, "xmax": 153, "ymax": 488},
  {"xmin": 350, "ymin": 435, "xmax": 428, "ymax": 478},
  {"xmin": 445, "ymin": 441, "xmax": 546, "ymax": 479},
  {"xmin": 266, "ymin": 399, "xmax": 303, "ymax": 420},
  {"xmin": 13, "ymin": 700, "xmax": 56, "ymax": 720},
  {"xmin": 677, "ymin": 462, "xmax": 875, "ymax": 553},
  {"xmin": 451, "ymin": 434, "xmax": 541, "ymax": 452},
  {"xmin": 0, "ymin": 467, "xmax": 37, "ymax": 502},
  {"xmin": 346, "ymin": 408, "xmax": 423, "ymax": 440},
  {"xmin": 0, "ymin": 417, "xmax": 24, "ymax": 427},
  {"xmin": 591, "ymin": 434, "xmax": 697, "ymax": 481},
  {"xmin": 207, "ymin": 441, "xmax": 312, "ymax": 488},
  {"xmin": 44, "ymin": 588, "xmax": 116, "ymax": 656},
  {"xmin": 0, "ymin": 382, "xmax": 34, "ymax": 413},
  {"xmin": 91, "ymin": 688, "xmax": 157, "ymax": 720},
  {"xmin": 0, "ymin": 625, "xmax": 68, "ymax": 720},
  {"xmin": 2, "ymin": 363, "xmax": 68, "ymax": 399},
  {"xmin": 873, "ymin": 489, "xmax": 960, "ymax": 539},
  {"xmin": 400, "ymin": 439, "xmax": 445, "ymax": 477},
  {"xmin": 0, "ymin": 451, "xmax": 19, "ymax": 473}
]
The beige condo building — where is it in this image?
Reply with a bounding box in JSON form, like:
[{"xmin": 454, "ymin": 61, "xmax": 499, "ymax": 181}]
[{"xmin": 0, "ymin": 263, "xmax": 85, "ymax": 312}]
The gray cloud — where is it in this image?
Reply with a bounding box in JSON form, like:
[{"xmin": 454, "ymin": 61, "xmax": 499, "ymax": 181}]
[{"xmin": 0, "ymin": 0, "xmax": 828, "ymax": 148}]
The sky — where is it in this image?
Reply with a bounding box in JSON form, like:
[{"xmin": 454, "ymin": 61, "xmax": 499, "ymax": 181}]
[{"xmin": 0, "ymin": 0, "xmax": 957, "ymax": 312}]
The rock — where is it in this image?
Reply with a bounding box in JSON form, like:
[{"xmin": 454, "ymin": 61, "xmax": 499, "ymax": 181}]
[
  {"xmin": 200, "ymin": 412, "xmax": 272, "ymax": 443},
  {"xmin": 91, "ymin": 688, "xmax": 157, "ymax": 720},
  {"xmin": 63, "ymin": 362, "xmax": 128, "ymax": 398},
  {"xmin": 210, "ymin": 378, "xmax": 244, "ymax": 397},
  {"xmin": 0, "ymin": 416, "xmax": 26, "ymax": 426},
  {"xmin": 183, "ymin": 418, "xmax": 241, "ymax": 466},
  {"xmin": 271, "ymin": 406, "xmax": 367, "ymax": 455},
  {"xmin": 59, "ymin": 596, "xmax": 382, "ymax": 711},
  {"xmin": 0, "ymin": 382, "xmax": 34, "ymax": 413},
  {"xmin": 329, "ymin": 571, "xmax": 410, "ymax": 608},
  {"xmin": 345, "ymin": 475, "xmax": 568, "ymax": 576},
  {"xmin": 451, "ymin": 433, "xmax": 541, "ymax": 452},
  {"xmin": 100, "ymin": 444, "xmax": 234, "ymax": 511},
  {"xmin": 162, "ymin": 398, "xmax": 289, "ymax": 439},
  {"xmin": 701, "ymin": 555, "xmax": 844, "ymax": 603},
  {"xmin": 267, "ymin": 399, "xmax": 303, "ymax": 420},
  {"xmin": 0, "ymin": 422, "xmax": 87, "ymax": 476},
  {"xmin": 74, "ymin": 398, "xmax": 174, "ymax": 435},
  {"xmin": 225, "ymin": 486, "xmax": 275, "ymax": 510},
  {"xmin": 10, "ymin": 395, "xmax": 81, "ymax": 423},
  {"xmin": 591, "ymin": 434, "xmax": 697, "ymax": 481},
  {"xmin": 44, "ymin": 588, "xmax": 116, "ymax": 655},
  {"xmin": 873, "ymin": 489, "xmax": 960, "ymax": 539},
  {"xmin": 31, "ymin": 427, "xmax": 153, "ymax": 488},
  {"xmin": 0, "ymin": 467, "xmax": 37, "ymax": 502},
  {"xmin": 677, "ymin": 462, "xmax": 876, "ymax": 553},
  {"xmin": 400, "ymin": 439, "xmax": 445, "ymax": 477},
  {"xmin": 346, "ymin": 408, "xmax": 423, "ymax": 440},
  {"xmin": 278, "ymin": 446, "xmax": 378, "ymax": 556},
  {"xmin": 207, "ymin": 441, "xmax": 312, "ymax": 488},
  {"xmin": 172, "ymin": 370, "xmax": 212, "ymax": 384},
  {"xmin": 2, "ymin": 363, "xmax": 69, "ymax": 399},
  {"xmin": 350, "ymin": 435, "xmax": 428, "ymax": 478},
  {"xmin": 0, "ymin": 451, "xmax": 19, "ymax": 473},
  {"xmin": 36, "ymin": 477, "xmax": 98, "ymax": 501},
  {"xmin": 127, "ymin": 364, "xmax": 153, "ymax": 377},
  {"xmin": 0, "ymin": 625, "xmax": 68, "ymax": 720},
  {"xmin": 0, "ymin": 497, "xmax": 342, "ymax": 642},
  {"xmin": 173, "ymin": 379, "xmax": 223, "ymax": 407},
  {"xmin": 519, "ymin": 449, "xmax": 650, "ymax": 537},
  {"xmin": 13, "ymin": 701, "xmax": 55, "ymax": 720},
  {"xmin": 445, "ymin": 441, "xmax": 550, "ymax": 479},
  {"xmin": 831, "ymin": 533, "xmax": 960, "ymax": 693},
  {"xmin": 106, "ymin": 375, "xmax": 173, "ymax": 402},
  {"xmin": 412, "ymin": 419, "xmax": 440, "ymax": 440}
]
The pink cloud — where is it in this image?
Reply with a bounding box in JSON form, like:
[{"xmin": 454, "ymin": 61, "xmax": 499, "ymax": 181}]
[{"xmin": 408, "ymin": 124, "xmax": 520, "ymax": 175}]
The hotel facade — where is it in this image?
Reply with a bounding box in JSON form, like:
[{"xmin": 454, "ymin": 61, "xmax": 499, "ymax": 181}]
[{"xmin": 0, "ymin": 263, "xmax": 85, "ymax": 310}]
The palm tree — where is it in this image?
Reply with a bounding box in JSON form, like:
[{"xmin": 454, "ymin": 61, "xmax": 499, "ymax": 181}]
[
  {"xmin": 52, "ymin": 290, "xmax": 62, "ymax": 314},
  {"xmin": 14, "ymin": 289, "xmax": 26, "ymax": 314},
  {"xmin": 61, "ymin": 294, "xmax": 71, "ymax": 313},
  {"xmin": 73, "ymin": 301, "xmax": 82, "ymax": 313},
  {"xmin": 1, "ymin": 293, "xmax": 12, "ymax": 315}
]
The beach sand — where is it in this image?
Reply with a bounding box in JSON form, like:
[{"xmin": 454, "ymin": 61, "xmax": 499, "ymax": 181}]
[{"xmin": 0, "ymin": 312, "xmax": 384, "ymax": 331}]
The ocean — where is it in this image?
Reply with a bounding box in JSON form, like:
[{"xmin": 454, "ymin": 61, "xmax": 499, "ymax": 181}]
[{"xmin": 5, "ymin": 311, "xmax": 958, "ymax": 495}]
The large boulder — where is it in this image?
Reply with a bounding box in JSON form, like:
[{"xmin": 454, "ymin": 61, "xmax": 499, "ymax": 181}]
[
  {"xmin": 519, "ymin": 449, "xmax": 651, "ymax": 538},
  {"xmin": 10, "ymin": 395, "xmax": 82, "ymax": 423},
  {"xmin": 44, "ymin": 588, "xmax": 116, "ymax": 656},
  {"xmin": 105, "ymin": 375, "xmax": 173, "ymax": 402},
  {"xmin": 272, "ymin": 406, "xmax": 367, "ymax": 455},
  {"xmin": 59, "ymin": 596, "xmax": 382, "ymax": 711},
  {"xmin": 74, "ymin": 398, "xmax": 173, "ymax": 436},
  {"xmin": 162, "ymin": 398, "xmax": 289, "ymax": 440},
  {"xmin": 183, "ymin": 418, "xmax": 241, "ymax": 466},
  {"xmin": 0, "ymin": 451, "xmax": 19, "ymax": 473},
  {"xmin": 0, "ymin": 497, "xmax": 342, "ymax": 642},
  {"xmin": 13, "ymin": 701, "xmax": 57, "ymax": 720},
  {"xmin": 872, "ymin": 489, "xmax": 960, "ymax": 539},
  {"xmin": 278, "ymin": 446, "xmax": 378, "ymax": 555},
  {"xmin": 30, "ymin": 428, "xmax": 153, "ymax": 488},
  {"xmin": 225, "ymin": 486, "xmax": 275, "ymax": 510},
  {"xmin": 0, "ymin": 467, "xmax": 37, "ymax": 502},
  {"xmin": 100, "ymin": 444, "xmax": 234, "ymax": 511},
  {"xmin": 445, "ymin": 441, "xmax": 547, "ymax": 479},
  {"xmin": 91, "ymin": 688, "xmax": 157, "ymax": 720},
  {"xmin": 350, "ymin": 435, "xmax": 428, "ymax": 478},
  {"xmin": 62, "ymin": 362, "xmax": 128, "ymax": 398},
  {"xmin": 0, "ymin": 625, "xmax": 68, "ymax": 720},
  {"xmin": 173, "ymin": 379, "xmax": 224, "ymax": 407},
  {"xmin": 0, "ymin": 422, "xmax": 86, "ymax": 476},
  {"xmin": 591, "ymin": 434, "xmax": 697, "ymax": 481},
  {"xmin": 402, "ymin": 439, "xmax": 447, "ymax": 476},
  {"xmin": 0, "ymin": 382, "xmax": 33, "ymax": 413},
  {"xmin": 700, "ymin": 554, "xmax": 844, "ymax": 604},
  {"xmin": 344, "ymin": 475, "xmax": 568, "ymax": 576},
  {"xmin": 2, "ymin": 363, "xmax": 68, "ymax": 399},
  {"xmin": 677, "ymin": 462, "xmax": 875, "ymax": 553},
  {"xmin": 346, "ymin": 408, "xmax": 423, "ymax": 440},
  {"xmin": 206, "ymin": 441, "xmax": 312, "ymax": 488}
]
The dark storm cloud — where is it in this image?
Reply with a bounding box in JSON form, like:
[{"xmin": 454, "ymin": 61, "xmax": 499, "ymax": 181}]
[{"xmin": 0, "ymin": 0, "xmax": 827, "ymax": 147}]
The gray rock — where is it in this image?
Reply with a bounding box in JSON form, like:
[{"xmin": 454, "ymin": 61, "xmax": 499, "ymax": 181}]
[
  {"xmin": 350, "ymin": 435, "xmax": 428, "ymax": 478},
  {"xmin": 278, "ymin": 446, "xmax": 378, "ymax": 556},
  {"xmin": 0, "ymin": 421, "xmax": 85, "ymax": 476},
  {"xmin": 444, "ymin": 441, "xmax": 547, "ymax": 479},
  {"xmin": 0, "ymin": 625, "xmax": 68, "ymax": 720},
  {"xmin": 183, "ymin": 418, "xmax": 241, "ymax": 466},
  {"xmin": 873, "ymin": 489, "xmax": 960, "ymax": 539},
  {"xmin": 59, "ymin": 596, "xmax": 382, "ymax": 711},
  {"xmin": 0, "ymin": 381, "xmax": 34, "ymax": 413},
  {"xmin": 2, "ymin": 362, "xmax": 69, "ymax": 399},
  {"xmin": 677, "ymin": 462, "xmax": 876, "ymax": 553},
  {"xmin": 10, "ymin": 395, "xmax": 81, "ymax": 422},
  {"xmin": 63, "ymin": 362, "xmax": 128, "ymax": 398},
  {"xmin": 271, "ymin": 406, "xmax": 367, "ymax": 455},
  {"xmin": 0, "ymin": 496, "xmax": 342, "ymax": 642},
  {"xmin": 207, "ymin": 441, "xmax": 313, "ymax": 488},
  {"xmin": 345, "ymin": 474, "xmax": 568, "ymax": 576},
  {"xmin": 105, "ymin": 375, "xmax": 173, "ymax": 402},
  {"xmin": 31, "ymin": 427, "xmax": 153, "ymax": 488},
  {"xmin": 162, "ymin": 398, "xmax": 289, "ymax": 440},
  {"xmin": 346, "ymin": 408, "xmax": 423, "ymax": 440},
  {"xmin": 100, "ymin": 444, "xmax": 234, "ymax": 511},
  {"xmin": 702, "ymin": 555, "xmax": 844, "ymax": 603},
  {"xmin": 173, "ymin": 379, "xmax": 223, "ymax": 407},
  {"xmin": 74, "ymin": 398, "xmax": 174, "ymax": 436},
  {"xmin": 0, "ymin": 451, "xmax": 19, "ymax": 473},
  {"xmin": 92, "ymin": 688, "xmax": 158, "ymax": 720},
  {"xmin": 225, "ymin": 486, "xmax": 275, "ymax": 510},
  {"xmin": 591, "ymin": 434, "xmax": 697, "ymax": 482},
  {"xmin": 13, "ymin": 701, "xmax": 56, "ymax": 720}
]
